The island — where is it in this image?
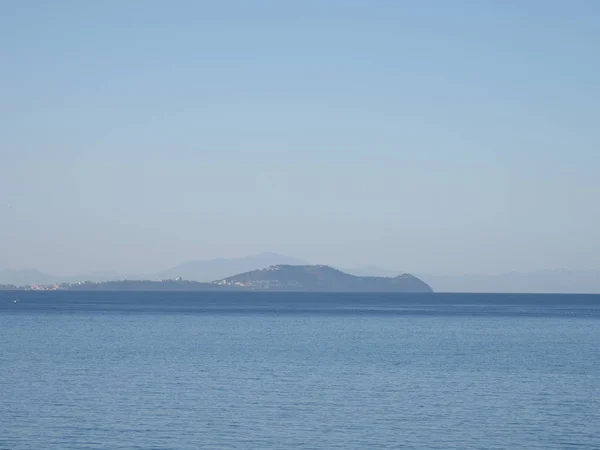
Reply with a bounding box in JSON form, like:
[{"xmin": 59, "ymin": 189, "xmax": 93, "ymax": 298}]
[{"xmin": 214, "ymin": 265, "xmax": 433, "ymax": 292}]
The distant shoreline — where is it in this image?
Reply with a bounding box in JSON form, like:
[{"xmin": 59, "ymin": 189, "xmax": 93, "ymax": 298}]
[{"xmin": 0, "ymin": 264, "xmax": 433, "ymax": 293}]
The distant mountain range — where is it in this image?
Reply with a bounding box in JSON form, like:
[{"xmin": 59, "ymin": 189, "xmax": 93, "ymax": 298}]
[
  {"xmin": 0, "ymin": 253, "xmax": 307, "ymax": 286},
  {"xmin": 0, "ymin": 268, "xmax": 139, "ymax": 286},
  {"xmin": 0, "ymin": 269, "xmax": 59, "ymax": 287},
  {"xmin": 418, "ymin": 270, "xmax": 600, "ymax": 294},
  {"xmin": 216, "ymin": 265, "xmax": 433, "ymax": 293},
  {"xmin": 1, "ymin": 254, "xmax": 599, "ymax": 293},
  {"xmin": 151, "ymin": 253, "xmax": 307, "ymax": 282}
]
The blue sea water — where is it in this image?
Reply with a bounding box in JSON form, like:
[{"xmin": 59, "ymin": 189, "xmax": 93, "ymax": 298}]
[{"xmin": 1, "ymin": 291, "xmax": 599, "ymax": 449}]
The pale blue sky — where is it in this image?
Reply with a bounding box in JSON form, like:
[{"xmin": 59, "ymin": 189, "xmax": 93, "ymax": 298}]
[{"xmin": 1, "ymin": 0, "xmax": 599, "ymax": 275}]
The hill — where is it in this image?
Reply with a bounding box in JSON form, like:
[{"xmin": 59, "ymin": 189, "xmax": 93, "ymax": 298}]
[
  {"xmin": 343, "ymin": 265, "xmax": 400, "ymax": 278},
  {"xmin": 152, "ymin": 253, "xmax": 308, "ymax": 282},
  {"xmin": 215, "ymin": 265, "xmax": 433, "ymax": 292},
  {"xmin": 0, "ymin": 269, "xmax": 59, "ymax": 286},
  {"xmin": 0, "ymin": 253, "xmax": 306, "ymax": 286}
]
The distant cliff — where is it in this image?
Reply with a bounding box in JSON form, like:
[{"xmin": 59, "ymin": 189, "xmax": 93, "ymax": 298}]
[{"xmin": 214, "ymin": 265, "xmax": 433, "ymax": 293}]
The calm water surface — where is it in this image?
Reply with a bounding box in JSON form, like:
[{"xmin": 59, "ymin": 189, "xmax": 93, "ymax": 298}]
[{"xmin": 1, "ymin": 292, "xmax": 599, "ymax": 449}]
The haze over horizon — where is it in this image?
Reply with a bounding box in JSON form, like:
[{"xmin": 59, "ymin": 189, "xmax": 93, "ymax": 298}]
[
  {"xmin": 1, "ymin": 251, "xmax": 599, "ymax": 279},
  {"xmin": 2, "ymin": 1, "xmax": 599, "ymax": 276}
]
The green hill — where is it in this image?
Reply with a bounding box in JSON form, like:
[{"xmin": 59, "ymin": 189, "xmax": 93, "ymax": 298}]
[{"xmin": 214, "ymin": 265, "xmax": 433, "ymax": 292}]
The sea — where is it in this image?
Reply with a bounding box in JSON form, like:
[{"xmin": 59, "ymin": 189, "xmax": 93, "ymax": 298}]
[{"xmin": 1, "ymin": 291, "xmax": 599, "ymax": 449}]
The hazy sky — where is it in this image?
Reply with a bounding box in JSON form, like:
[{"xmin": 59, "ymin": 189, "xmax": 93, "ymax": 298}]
[{"xmin": 1, "ymin": 1, "xmax": 599, "ymax": 275}]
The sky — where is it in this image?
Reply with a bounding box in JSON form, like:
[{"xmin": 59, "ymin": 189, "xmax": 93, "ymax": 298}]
[{"xmin": 1, "ymin": 0, "xmax": 599, "ymax": 276}]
